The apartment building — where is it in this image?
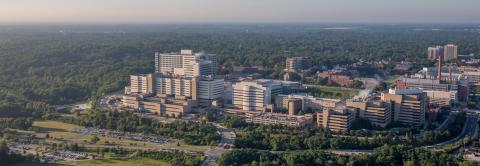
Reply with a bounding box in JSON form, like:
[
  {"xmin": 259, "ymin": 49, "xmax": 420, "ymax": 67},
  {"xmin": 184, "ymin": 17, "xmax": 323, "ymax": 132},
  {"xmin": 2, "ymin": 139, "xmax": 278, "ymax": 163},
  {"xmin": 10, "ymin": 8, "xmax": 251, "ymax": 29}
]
[
  {"xmin": 381, "ymin": 89, "xmax": 427, "ymax": 127},
  {"xmin": 285, "ymin": 57, "xmax": 310, "ymax": 72},
  {"xmin": 444, "ymin": 44, "xmax": 458, "ymax": 61},
  {"xmin": 317, "ymin": 109, "xmax": 354, "ymax": 132},
  {"xmin": 154, "ymin": 49, "xmax": 217, "ymax": 77},
  {"xmin": 129, "ymin": 74, "xmax": 154, "ymax": 94},
  {"xmin": 427, "ymin": 44, "xmax": 457, "ymax": 61},
  {"xmin": 428, "ymin": 46, "xmax": 444, "ymax": 61},
  {"xmin": 347, "ymin": 99, "xmax": 392, "ymax": 128}
]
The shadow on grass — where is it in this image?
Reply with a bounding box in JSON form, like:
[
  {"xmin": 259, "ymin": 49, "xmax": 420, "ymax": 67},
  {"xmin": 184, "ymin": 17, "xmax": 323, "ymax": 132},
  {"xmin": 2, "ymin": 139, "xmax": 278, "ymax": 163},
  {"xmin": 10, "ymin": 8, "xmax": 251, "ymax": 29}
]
[{"xmin": 33, "ymin": 126, "xmax": 69, "ymax": 133}]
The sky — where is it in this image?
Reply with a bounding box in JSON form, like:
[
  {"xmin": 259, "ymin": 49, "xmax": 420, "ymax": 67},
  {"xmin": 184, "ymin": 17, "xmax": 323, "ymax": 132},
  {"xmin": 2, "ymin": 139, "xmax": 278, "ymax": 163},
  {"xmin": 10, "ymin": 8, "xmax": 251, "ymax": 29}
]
[{"xmin": 0, "ymin": 0, "xmax": 479, "ymax": 23}]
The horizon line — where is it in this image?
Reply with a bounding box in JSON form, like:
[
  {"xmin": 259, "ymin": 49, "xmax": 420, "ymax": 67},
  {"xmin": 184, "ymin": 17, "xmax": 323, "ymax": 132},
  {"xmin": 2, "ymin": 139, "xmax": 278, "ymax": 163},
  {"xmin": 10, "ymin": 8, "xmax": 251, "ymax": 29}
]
[{"xmin": 1, "ymin": 21, "xmax": 480, "ymax": 25}]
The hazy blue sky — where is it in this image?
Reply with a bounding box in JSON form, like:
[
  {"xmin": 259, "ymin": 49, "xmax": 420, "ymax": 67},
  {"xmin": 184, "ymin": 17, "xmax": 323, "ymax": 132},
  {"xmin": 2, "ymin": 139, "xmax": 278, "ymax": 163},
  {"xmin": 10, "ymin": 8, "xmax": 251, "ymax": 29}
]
[{"xmin": 0, "ymin": 0, "xmax": 479, "ymax": 23}]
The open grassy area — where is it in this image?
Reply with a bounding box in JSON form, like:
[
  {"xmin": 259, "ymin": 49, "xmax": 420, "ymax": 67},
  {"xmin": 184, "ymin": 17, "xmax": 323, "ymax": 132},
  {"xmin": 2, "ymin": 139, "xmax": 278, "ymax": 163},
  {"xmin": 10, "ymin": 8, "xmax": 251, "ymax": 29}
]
[
  {"xmin": 29, "ymin": 120, "xmax": 213, "ymax": 152},
  {"xmin": 11, "ymin": 162, "xmax": 67, "ymax": 166},
  {"xmin": 162, "ymin": 141, "xmax": 212, "ymax": 151},
  {"xmin": 305, "ymin": 85, "xmax": 360, "ymax": 99},
  {"xmin": 71, "ymin": 158, "xmax": 170, "ymax": 166},
  {"xmin": 32, "ymin": 120, "xmax": 87, "ymax": 141},
  {"xmin": 33, "ymin": 121, "xmax": 83, "ymax": 131}
]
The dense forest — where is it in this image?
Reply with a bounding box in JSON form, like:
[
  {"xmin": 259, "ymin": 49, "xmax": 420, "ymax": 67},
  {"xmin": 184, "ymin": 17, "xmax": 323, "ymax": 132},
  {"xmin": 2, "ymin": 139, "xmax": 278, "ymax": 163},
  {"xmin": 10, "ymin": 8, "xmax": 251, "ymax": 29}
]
[
  {"xmin": 1, "ymin": 24, "xmax": 480, "ymax": 117},
  {"xmin": 216, "ymin": 144, "xmax": 459, "ymax": 166},
  {"xmin": 222, "ymin": 112, "xmax": 466, "ymax": 151}
]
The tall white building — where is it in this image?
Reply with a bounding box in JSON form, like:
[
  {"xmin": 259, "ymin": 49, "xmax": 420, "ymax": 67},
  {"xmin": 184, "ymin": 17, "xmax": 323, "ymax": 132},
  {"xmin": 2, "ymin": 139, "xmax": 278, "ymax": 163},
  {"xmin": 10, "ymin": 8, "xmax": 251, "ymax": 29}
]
[
  {"xmin": 198, "ymin": 76, "xmax": 224, "ymax": 100},
  {"xmin": 154, "ymin": 49, "xmax": 217, "ymax": 77},
  {"xmin": 232, "ymin": 81, "xmax": 280, "ymax": 112},
  {"xmin": 444, "ymin": 44, "xmax": 458, "ymax": 61},
  {"xmin": 232, "ymin": 79, "xmax": 301, "ymax": 111},
  {"xmin": 154, "ymin": 74, "xmax": 197, "ymax": 100},
  {"xmin": 129, "ymin": 74, "xmax": 153, "ymax": 94}
]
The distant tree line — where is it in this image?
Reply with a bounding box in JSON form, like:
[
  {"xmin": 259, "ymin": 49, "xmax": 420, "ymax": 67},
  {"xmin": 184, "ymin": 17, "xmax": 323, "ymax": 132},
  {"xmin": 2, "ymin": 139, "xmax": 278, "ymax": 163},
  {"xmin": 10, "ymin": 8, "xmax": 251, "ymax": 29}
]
[
  {"xmin": 1, "ymin": 24, "xmax": 480, "ymax": 119},
  {"xmin": 138, "ymin": 151, "xmax": 204, "ymax": 166}
]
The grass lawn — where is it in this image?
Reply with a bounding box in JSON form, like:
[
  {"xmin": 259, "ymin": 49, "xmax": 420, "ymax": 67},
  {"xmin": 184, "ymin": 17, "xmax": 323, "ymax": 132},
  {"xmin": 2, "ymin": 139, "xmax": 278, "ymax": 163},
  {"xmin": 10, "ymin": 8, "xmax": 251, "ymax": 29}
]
[
  {"xmin": 30, "ymin": 120, "xmax": 212, "ymax": 153},
  {"xmin": 11, "ymin": 162, "xmax": 67, "ymax": 166},
  {"xmin": 72, "ymin": 158, "xmax": 170, "ymax": 166},
  {"xmin": 32, "ymin": 120, "xmax": 86, "ymax": 141},
  {"xmin": 305, "ymin": 85, "xmax": 359, "ymax": 99},
  {"xmin": 162, "ymin": 140, "xmax": 212, "ymax": 151},
  {"xmin": 33, "ymin": 120, "xmax": 82, "ymax": 131}
]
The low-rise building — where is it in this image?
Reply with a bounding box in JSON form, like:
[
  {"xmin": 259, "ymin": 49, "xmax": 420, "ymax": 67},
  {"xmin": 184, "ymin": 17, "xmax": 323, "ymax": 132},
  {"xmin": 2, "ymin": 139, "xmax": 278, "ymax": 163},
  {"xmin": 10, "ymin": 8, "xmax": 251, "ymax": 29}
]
[
  {"xmin": 318, "ymin": 71, "xmax": 354, "ymax": 86},
  {"xmin": 122, "ymin": 95, "xmax": 194, "ymax": 118},
  {"xmin": 395, "ymin": 77, "xmax": 469, "ymax": 102},
  {"xmin": 245, "ymin": 113, "xmax": 314, "ymax": 127},
  {"xmin": 424, "ymin": 90, "xmax": 457, "ymax": 107},
  {"xmin": 393, "ymin": 63, "xmax": 412, "ymax": 72},
  {"xmin": 412, "ymin": 66, "xmax": 462, "ymax": 82},
  {"xmin": 463, "ymin": 71, "xmax": 480, "ymax": 85},
  {"xmin": 275, "ymin": 94, "xmax": 341, "ymax": 111}
]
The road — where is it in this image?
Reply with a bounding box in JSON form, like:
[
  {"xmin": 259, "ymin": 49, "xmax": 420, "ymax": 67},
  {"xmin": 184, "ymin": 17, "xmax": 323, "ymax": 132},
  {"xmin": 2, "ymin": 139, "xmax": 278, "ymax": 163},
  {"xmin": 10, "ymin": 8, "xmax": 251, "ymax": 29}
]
[
  {"xmin": 326, "ymin": 149, "xmax": 373, "ymax": 156},
  {"xmin": 434, "ymin": 111, "xmax": 457, "ymax": 134},
  {"xmin": 424, "ymin": 112, "xmax": 479, "ymax": 150},
  {"xmin": 202, "ymin": 124, "xmax": 236, "ymax": 166},
  {"xmin": 269, "ymin": 149, "xmax": 373, "ymax": 156}
]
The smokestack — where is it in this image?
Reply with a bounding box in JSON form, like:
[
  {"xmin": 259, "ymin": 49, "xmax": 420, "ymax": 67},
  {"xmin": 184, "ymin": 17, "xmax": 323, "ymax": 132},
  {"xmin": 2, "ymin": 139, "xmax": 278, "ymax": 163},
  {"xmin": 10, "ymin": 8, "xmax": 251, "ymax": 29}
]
[
  {"xmin": 449, "ymin": 66, "xmax": 452, "ymax": 83},
  {"xmin": 437, "ymin": 56, "xmax": 442, "ymax": 81}
]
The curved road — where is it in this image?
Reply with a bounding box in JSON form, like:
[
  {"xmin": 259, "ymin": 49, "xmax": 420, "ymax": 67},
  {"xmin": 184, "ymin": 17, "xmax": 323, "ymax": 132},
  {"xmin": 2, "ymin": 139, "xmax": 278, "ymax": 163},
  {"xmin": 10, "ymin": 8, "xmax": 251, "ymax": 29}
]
[{"xmin": 424, "ymin": 112, "xmax": 479, "ymax": 150}]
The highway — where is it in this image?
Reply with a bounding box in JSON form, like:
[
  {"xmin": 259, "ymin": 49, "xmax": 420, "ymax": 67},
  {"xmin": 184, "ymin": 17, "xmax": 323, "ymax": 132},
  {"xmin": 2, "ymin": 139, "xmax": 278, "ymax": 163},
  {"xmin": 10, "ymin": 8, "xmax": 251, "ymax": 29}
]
[
  {"xmin": 424, "ymin": 112, "xmax": 479, "ymax": 150},
  {"xmin": 434, "ymin": 111, "xmax": 457, "ymax": 134}
]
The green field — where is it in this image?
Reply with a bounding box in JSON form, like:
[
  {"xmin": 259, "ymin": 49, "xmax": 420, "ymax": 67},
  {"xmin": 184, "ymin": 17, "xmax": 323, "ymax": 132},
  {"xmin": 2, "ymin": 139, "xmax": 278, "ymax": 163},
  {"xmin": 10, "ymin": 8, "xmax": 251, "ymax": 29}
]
[
  {"xmin": 30, "ymin": 120, "xmax": 213, "ymax": 152},
  {"xmin": 305, "ymin": 85, "xmax": 360, "ymax": 99},
  {"xmin": 12, "ymin": 121, "xmax": 209, "ymax": 165},
  {"xmin": 33, "ymin": 120, "xmax": 83, "ymax": 130},
  {"xmin": 13, "ymin": 158, "xmax": 170, "ymax": 166},
  {"xmin": 71, "ymin": 158, "xmax": 170, "ymax": 166}
]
